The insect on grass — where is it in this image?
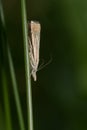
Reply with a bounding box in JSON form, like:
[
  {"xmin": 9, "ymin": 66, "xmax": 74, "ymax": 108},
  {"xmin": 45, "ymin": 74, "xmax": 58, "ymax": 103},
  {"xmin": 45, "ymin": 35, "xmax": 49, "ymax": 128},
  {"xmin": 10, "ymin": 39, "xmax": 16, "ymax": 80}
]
[{"xmin": 28, "ymin": 21, "xmax": 41, "ymax": 81}]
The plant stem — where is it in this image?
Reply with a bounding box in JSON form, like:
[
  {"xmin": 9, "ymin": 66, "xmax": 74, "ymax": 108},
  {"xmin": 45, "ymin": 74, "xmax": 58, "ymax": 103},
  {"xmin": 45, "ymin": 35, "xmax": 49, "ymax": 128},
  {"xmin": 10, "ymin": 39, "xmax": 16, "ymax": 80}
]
[
  {"xmin": 0, "ymin": 0, "xmax": 12, "ymax": 129},
  {"xmin": 20, "ymin": 0, "xmax": 33, "ymax": 130},
  {"xmin": 1, "ymin": 68, "xmax": 12, "ymax": 130},
  {"xmin": 0, "ymin": 0, "xmax": 25, "ymax": 130},
  {"xmin": 7, "ymin": 46, "xmax": 25, "ymax": 130}
]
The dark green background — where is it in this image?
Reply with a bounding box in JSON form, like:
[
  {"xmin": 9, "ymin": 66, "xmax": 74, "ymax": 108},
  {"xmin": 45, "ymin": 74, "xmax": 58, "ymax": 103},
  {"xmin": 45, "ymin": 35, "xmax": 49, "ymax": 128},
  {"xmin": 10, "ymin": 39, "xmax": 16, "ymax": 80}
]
[{"xmin": 1, "ymin": 0, "xmax": 87, "ymax": 129}]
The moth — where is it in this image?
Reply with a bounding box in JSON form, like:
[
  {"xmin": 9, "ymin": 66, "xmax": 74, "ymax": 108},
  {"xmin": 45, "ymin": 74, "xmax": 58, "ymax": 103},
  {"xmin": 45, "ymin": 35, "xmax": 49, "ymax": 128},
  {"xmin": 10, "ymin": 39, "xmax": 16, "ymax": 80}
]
[{"xmin": 28, "ymin": 21, "xmax": 41, "ymax": 81}]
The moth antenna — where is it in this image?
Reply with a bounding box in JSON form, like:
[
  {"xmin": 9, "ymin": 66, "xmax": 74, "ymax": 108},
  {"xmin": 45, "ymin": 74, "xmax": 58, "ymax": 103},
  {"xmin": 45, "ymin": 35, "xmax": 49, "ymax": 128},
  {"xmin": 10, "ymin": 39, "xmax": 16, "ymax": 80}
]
[
  {"xmin": 38, "ymin": 59, "xmax": 45, "ymax": 68},
  {"xmin": 38, "ymin": 56, "xmax": 52, "ymax": 71}
]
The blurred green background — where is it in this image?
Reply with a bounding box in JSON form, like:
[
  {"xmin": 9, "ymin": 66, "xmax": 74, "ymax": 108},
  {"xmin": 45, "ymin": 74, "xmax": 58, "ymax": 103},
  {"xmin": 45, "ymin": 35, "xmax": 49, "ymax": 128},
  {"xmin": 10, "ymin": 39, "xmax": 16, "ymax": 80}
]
[{"xmin": 1, "ymin": 0, "xmax": 87, "ymax": 129}]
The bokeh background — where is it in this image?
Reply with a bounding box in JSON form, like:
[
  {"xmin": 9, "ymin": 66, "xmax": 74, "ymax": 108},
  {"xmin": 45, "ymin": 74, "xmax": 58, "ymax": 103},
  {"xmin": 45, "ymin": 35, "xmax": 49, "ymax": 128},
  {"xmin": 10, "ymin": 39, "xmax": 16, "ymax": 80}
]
[{"xmin": 1, "ymin": 0, "xmax": 87, "ymax": 129}]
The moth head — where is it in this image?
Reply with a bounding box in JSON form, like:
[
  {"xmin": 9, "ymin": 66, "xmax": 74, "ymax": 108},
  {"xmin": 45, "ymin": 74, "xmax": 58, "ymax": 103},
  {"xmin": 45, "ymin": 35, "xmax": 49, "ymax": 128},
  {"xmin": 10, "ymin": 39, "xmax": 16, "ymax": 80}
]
[{"xmin": 29, "ymin": 21, "xmax": 41, "ymax": 34}]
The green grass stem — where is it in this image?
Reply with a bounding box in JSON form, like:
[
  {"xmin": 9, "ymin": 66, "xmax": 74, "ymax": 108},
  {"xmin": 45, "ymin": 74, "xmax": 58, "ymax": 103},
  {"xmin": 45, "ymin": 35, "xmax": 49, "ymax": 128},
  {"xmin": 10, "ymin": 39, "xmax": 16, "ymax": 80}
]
[
  {"xmin": 0, "ymin": 0, "xmax": 25, "ymax": 130},
  {"xmin": 20, "ymin": 0, "xmax": 34, "ymax": 130}
]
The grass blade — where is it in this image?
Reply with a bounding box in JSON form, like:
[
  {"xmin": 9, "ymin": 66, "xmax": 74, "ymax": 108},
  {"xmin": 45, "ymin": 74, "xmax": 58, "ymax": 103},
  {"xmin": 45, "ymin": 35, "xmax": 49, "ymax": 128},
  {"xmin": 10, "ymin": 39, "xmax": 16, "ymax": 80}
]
[
  {"xmin": 0, "ymin": 0, "xmax": 12, "ymax": 129},
  {"xmin": 20, "ymin": 0, "xmax": 34, "ymax": 130},
  {"xmin": 0, "ymin": 0, "xmax": 25, "ymax": 130},
  {"xmin": 7, "ymin": 46, "xmax": 25, "ymax": 130}
]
